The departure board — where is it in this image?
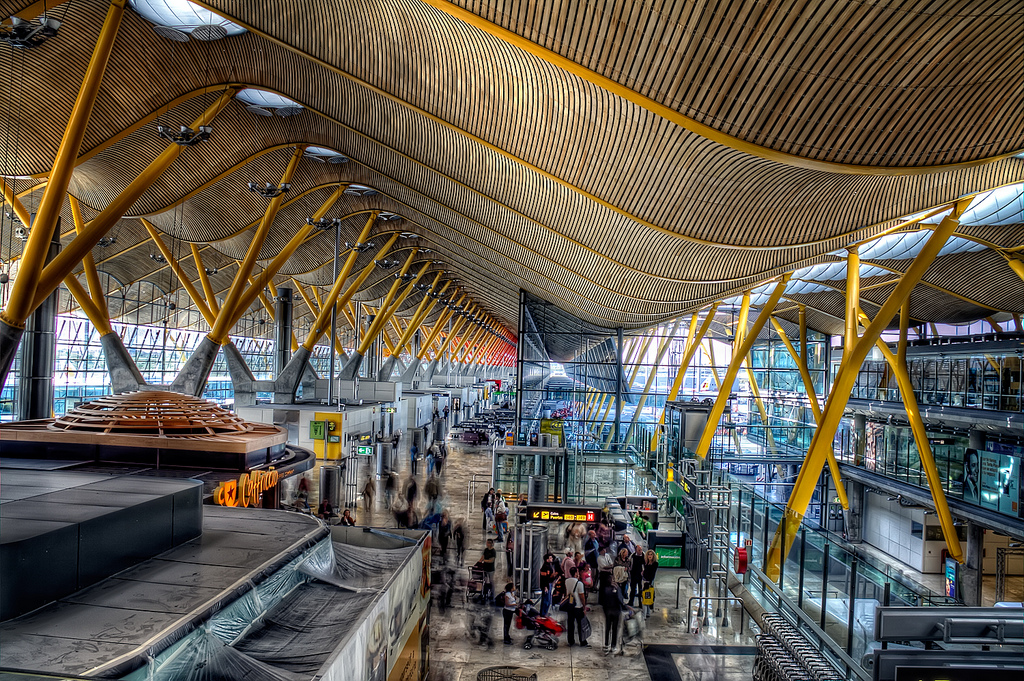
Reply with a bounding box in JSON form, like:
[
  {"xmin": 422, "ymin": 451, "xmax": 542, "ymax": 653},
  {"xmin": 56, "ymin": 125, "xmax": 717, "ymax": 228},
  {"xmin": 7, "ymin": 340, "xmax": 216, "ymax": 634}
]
[{"xmin": 526, "ymin": 505, "xmax": 598, "ymax": 523}]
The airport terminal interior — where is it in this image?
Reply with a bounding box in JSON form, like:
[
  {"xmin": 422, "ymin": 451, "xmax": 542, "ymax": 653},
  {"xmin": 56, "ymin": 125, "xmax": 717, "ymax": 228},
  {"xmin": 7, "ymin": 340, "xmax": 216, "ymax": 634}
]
[{"xmin": 0, "ymin": 1, "xmax": 1023, "ymax": 680}]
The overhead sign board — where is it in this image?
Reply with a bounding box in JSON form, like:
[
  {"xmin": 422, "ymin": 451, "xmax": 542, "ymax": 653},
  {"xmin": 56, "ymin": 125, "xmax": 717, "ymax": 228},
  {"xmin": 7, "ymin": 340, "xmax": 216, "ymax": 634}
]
[{"xmin": 526, "ymin": 504, "xmax": 598, "ymax": 523}]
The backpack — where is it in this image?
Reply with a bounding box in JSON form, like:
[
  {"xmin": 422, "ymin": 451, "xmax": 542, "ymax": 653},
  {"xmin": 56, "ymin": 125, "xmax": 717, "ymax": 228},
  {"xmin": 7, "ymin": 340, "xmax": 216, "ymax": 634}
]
[{"xmin": 494, "ymin": 590, "xmax": 506, "ymax": 607}]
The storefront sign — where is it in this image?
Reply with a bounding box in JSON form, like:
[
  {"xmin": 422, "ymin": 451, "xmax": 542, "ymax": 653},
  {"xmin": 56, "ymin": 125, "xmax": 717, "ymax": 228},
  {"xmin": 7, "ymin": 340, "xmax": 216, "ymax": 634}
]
[
  {"xmin": 526, "ymin": 504, "xmax": 597, "ymax": 523},
  {"xmin": 213, "ymin": 469, "xmax": 281, "ymax": 507}
]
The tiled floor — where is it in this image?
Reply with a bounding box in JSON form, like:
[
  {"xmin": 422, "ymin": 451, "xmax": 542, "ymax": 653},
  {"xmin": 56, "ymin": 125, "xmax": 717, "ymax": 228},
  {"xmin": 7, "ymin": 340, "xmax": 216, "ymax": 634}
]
[{"xmin": 299, "ymin": 430, "xmax": 760, "ymax": 681}]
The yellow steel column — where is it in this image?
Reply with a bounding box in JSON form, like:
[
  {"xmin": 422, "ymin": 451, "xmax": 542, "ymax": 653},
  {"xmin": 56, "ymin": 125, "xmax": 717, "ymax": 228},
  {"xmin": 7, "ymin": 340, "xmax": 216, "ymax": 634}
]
[
  {"xmin": 652, "ymin": 304, "xmax": 719, "ymax": 450},
  {"xmin": 845, "ymin": 247, "xmax": 860, "ymax": 351},
  {"xmin": 770, "ymin": 316, "xmax": 848, "ymax": 510},
  {"xmin": 69, "ymin": 196, "xmax": 106, "ymax": 314},
  {"xmin": 64, "ymin": 276, "xmax": 112, "ymax": 336},
  {"xmin": 695, "ymin": 276, "xmax": 790, "ymax": 458},
  {"xmin": 624, "ymin": 319, "xmax": 681, "ymax": 442},
  {"xmin": 392, "ymin": 275, "xmax": 447, "ymax": 355},
  {"xmin": 736, "ymin": 291, "xmax": 780, "ymax": 456},
  {"xmin": 142, "ymin": 220, "xmax": 215, "ymax": 326},
  {"xmin": 210, "ymin": 147, "xmax": 305, "ymax": 343},
  {"xmin": 303, "ymin": 235, "xmax": 399, "ymax": 350},
  {"xmin": 765, "ymin": 203, "xmax": 968, "ymax": 579},
  {"xmin": 355, "ymin": 250, "xmax": 419, "ymax": 355},
  {"xmin": 225, "ymin": 186, "xmax": 348, "ymax": 328},
  {"xmin": 4, "ymin": 0, "xmax": 125, "ymax": 324},
  {"xmin": 705, "ymin": 342, "xmax": 746, "ymax": 456},
  {"xmin": 192, "ymin": 243, "xmax": 219, "ymax": 315},
  {"xmin": 415, "ymin": 295, "xmax": 465, "ymax": 360},
  {"xmin": 858, "ymin": 311, "xmax": 964, "ymax": 562},
  {"xmin": 30, "ymin": 89, "xmax": 236, "ymax": 314}
]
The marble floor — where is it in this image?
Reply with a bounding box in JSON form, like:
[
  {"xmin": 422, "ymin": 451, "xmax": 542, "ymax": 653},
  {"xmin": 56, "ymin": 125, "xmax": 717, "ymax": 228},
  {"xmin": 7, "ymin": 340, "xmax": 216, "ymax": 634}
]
[{"xmin": 299, "ymin": 432, "xmax": 760, "ymax": 681}]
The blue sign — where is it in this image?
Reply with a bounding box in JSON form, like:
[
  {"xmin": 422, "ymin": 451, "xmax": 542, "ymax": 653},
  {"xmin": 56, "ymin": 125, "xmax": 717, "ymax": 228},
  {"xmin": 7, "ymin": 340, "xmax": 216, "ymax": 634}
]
[{"xmin": 944, "ymin": 557, "xmax": 958, "ymax": 600}]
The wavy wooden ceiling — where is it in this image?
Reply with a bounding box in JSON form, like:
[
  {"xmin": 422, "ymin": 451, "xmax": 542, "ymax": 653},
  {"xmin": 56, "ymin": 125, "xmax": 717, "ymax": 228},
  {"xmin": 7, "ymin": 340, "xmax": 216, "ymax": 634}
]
[{"xmin": 1, "ymin": 0, "xmax": 1023, "ymax": 349}]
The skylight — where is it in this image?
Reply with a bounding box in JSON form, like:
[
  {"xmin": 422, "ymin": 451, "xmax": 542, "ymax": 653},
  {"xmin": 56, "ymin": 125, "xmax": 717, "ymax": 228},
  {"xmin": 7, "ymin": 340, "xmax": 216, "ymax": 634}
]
[
  {"xmin": 130, "ymin": 0, "xmax": 245, "ymax": 41},
  {"xmin": 235, "ymin": 89, "xmax": 304, "ymax": 117}
]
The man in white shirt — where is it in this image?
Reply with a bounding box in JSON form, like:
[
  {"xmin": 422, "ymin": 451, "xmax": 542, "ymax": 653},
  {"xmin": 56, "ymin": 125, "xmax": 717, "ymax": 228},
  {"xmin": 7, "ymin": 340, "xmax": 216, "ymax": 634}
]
[{"xmin": 563, "ymin": 566, "xmax": 589, "ymax": 647}]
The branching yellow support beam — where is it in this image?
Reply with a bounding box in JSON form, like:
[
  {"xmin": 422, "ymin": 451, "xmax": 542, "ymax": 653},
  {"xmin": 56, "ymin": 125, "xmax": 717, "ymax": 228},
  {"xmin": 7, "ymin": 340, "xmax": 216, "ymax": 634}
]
[
  {"xmin": 705, "ymin": 342, "xmax": 745, "ymax": 456},
  {"xmin": 141, "ymin": 220, "xmax": 215, "ymax": 327},
  {"xmin": 625, "ymin": 319, "xmax": 681, "ymax": 442},
  {"xmin": 652, "ymin": 303, "xmax": 719, "ymax": 451},
  {"xmin": 6, "ymin": 0, "xmax": 125, "ymax": 325},
  {"xmin": 64, "ymin": 275, "xmax": 112, "ymax": 336},
  {"xmin": 303, "ymin": 234, "xmax": 398, "ymax": 350},
  {"xmin": 356, "ymin": 250, "xmax": 419, "ymax": 355},
  {"xmin": 858, "ymin": 311, "xmax": 964, "ymax": 563},
  {"xmin": 69, "ymin": 196, "xmax": 107, "ymax": 316},
  {"xmin": 845, "ymin": 247, "xmax": 860, "ymax": 352},
  {"xmin": 210, "ymin": 146, "xmax": 305, "ymax": 342},
  {"xmin": 765, "ymin": 202, "xmax": 968, "ymax": 580},
  {"xmin": 392, "ymin": 275, "xmax": 448, "ymax": 355},
  {"xmin": 736, "ymin": 291, "xmax": 781, "ymax": 456},
  {"xmin": 770, "ymin": 316, "xmax": 848, "ymax": 510},
  {"xmin": 695, "ymin": 275, "xmax": 790, "ymax": 458},
  {"xmin": 415, "ymin": 295, "xmax": 465, "ymax": 360},
  {"xmin": 192, "ymin": 243, "xmax": 219, "ymax": 316},
  {"xmin": 27, "ymin": 89, "xmax": 236, "ymax": 317}
]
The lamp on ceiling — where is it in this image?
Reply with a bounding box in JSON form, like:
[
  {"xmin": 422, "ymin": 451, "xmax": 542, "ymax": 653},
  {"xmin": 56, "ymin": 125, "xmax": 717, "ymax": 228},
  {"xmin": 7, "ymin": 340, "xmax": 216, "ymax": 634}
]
[
  {"xmin": 345, "ymin": 241, "xmax": 375, "ymax": 253},
  {"xmin": 204, "ymin": 267, "xmax": 217, "ymax": 276},
  {"xmin": 157, "ymin": 124, "xmax": 213, "ymax": 147},
  {"xmin": 0, "ymin": 15, "xmax": 59, "ymax": 48},
  {"xmin": 307, "ymin": 217, "xmax": 340, "ymax": 232},
  {"xmin": 97, "ymin": 236, "xmax": 116, "ymax": 247},
  {"xmin": 149, "ymin": 253, "xmax": 166, "ymax": 264},
  {"xmin": 375, "ymin": 259, "xmax": 399, "ymax": 269},
  {"xmin": 248, "ymin": 181, "xmax": 290, "ymax": 198}
]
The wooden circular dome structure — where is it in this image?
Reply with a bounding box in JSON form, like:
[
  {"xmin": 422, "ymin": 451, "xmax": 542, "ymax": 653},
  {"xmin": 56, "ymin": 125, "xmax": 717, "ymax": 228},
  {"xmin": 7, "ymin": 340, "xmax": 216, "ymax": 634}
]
[{"xmin": 49, "ymin": 390, "xmax": 252, "ymax": 437}]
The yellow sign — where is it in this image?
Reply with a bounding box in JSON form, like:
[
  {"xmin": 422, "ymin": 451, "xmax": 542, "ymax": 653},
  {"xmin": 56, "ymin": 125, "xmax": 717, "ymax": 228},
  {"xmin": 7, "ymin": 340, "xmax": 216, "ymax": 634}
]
[{"xmin": 213, "ymin": 469, "xmax": 280, "ymax": 507}]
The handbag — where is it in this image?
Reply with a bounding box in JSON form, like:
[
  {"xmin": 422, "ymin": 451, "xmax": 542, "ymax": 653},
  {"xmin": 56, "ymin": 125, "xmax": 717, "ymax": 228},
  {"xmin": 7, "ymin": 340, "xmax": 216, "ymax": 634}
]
[
  {"xmin": 580, "ymin": 614, "xmax": 592, "ymax": 640},
  {"xmin": 641, "ymin": 586, "xmax": 655, "ymax": 606}
]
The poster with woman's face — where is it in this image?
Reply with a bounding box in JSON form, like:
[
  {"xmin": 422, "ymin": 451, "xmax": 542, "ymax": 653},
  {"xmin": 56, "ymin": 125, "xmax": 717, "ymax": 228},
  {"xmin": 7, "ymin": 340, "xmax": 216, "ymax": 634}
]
[{"xmin": 962, "ymin": 449, "xmax": 980, "ymax": 504}]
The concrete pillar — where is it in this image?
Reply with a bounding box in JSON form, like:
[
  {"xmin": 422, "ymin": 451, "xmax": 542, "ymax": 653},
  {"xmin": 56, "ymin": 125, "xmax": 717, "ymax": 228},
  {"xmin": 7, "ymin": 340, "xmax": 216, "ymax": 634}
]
[
  {"xmin": 845, "ymin": 480, "xmax": 865, "ymax": 543},
  {"xmin": 274, "ymin": 286, "xmax": 292, "ymax": 377},
  {"xmin": 18, "ymin": 225, "xmax": 60, "ymax": 420},
  {"xmin": 853, "ymin": 413, "xmax": 867, "ymax": 465},
  {"xmin": 961, "ymin": 521, "xmax": 985, "ymax": 606}
]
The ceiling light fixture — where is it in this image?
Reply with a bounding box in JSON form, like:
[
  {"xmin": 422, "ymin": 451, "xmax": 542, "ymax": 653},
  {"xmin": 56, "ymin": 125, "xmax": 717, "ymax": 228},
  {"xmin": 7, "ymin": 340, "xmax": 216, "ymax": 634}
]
[
  {"xmin": 0, "ymin": 15, "xmax": 59, "ymax": 48},
  {"xmin": 248, "ymin": 182, "xmax": 290, "ymax": 198},
  {"xmin": 158, "ymin": 124, "xmax": 212, "ymax": 146},
  {"xmin": 307, "ymin": 217, "xmax": 340, "ymax": 232}
]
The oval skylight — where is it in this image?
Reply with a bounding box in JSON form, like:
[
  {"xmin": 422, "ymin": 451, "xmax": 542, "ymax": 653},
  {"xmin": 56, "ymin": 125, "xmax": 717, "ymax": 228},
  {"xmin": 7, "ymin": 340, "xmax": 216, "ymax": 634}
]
[
  {"xmin": 129, "ymin": 0, "xmax": 245, "ymax": 40},
  {"xmin": 345, "ymin": 184, "xmax": 378, "ymax": 196},
  {"xmin": 236, "ymin": 89, "xmax": 304, "ymax": 116},
  {"xmin": 304, "ymin": 146, "xmax": 348, "ymax": 164}
]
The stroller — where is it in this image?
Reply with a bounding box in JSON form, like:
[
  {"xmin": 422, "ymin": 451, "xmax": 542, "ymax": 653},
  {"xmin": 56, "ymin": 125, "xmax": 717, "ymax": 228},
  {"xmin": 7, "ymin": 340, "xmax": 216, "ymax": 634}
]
[
  {"xmin": 518, "ymin": 599, "xmax": 564, "ymax": 650},
  {"xmin": 466, "ymin": 564, "xmax": 488, "ymax": 604}
]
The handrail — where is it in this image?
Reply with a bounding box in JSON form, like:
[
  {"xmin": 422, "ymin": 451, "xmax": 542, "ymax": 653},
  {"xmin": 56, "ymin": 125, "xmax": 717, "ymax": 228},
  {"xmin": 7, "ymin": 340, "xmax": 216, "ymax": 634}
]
[
  {"xmin": 749, "ymin": 563, "xmax": 871, "ymax": 681},
  {"xmin": 686, "ymin": 596, "xmax": 746, "ymax": 635}
]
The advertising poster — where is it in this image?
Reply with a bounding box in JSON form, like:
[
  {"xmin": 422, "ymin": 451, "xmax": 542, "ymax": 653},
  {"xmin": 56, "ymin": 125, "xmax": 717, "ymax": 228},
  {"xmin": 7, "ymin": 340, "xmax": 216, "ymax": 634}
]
[
  {"xmin": 978, "ymin": 450, "xmax": 1004, "ymax": 512},
  {"xmin": 386, "ymin": 540, "xmax": 431, "ymax": 680},
  {"xmin": 944, "ymin": 556, "xmax": 958, "ymax": 600},
  {"xmin": 962, "ymin": 448, "xmax": 981, "ymax": 504}
]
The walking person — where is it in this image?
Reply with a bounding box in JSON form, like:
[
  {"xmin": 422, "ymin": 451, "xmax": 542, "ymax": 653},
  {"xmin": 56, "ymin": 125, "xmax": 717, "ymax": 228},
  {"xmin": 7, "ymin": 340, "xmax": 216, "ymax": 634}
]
[
  {"xmin": 602, "ymin": 565, "xmax": 629, "ymax": 654},
  {"xmin": 629, "ymin": 544, "xmax": 645, "ymax": 606},
  {"xmin": 453, "ymin": 518, "xmax": 466, "ymax": 566},
  {"xmin": 383, "ymin": 469, "xmax": 396, "ymax": 509},
  {"xmin": 501, "ymin": 582, "xmax": 518, "ymax": 644},
  {"xmin": 481, "ymin": 487, "xmax": 495, "ymax": 533},
  {"xmin": 438, "ymin": 509, "xmax": 452, "ymax": 562},
  {"xmin": 561, "ymin": 566, "xmax": 589, "ymax": 647},
  {"xmin": 362, "ymin": 474, "xmax": 376, "ymax": 512},
  {"xmin": 642, "ymin": 549, "xmax": 660, "ymax": 618},
  {"xmin": 479, "ymin": 538, "xmax": 497, "ymax": 601},
  {"xmin": 410, "ymin": 443, "xmax": 419, "ymax": 475},
  {"xmin": 505, "ymin": 533, "xmax": 514, "ymax": 577},
  {"xmin": 539, "ymin": 553, "xmax": 557, "ymax": 617}
]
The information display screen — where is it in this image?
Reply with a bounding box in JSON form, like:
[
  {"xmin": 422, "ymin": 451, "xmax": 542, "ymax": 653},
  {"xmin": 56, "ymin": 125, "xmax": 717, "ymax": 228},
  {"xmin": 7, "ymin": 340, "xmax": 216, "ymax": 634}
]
[{"xmin": 526, "ymin": 504, "xmax": 597, "ymax": 523}]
